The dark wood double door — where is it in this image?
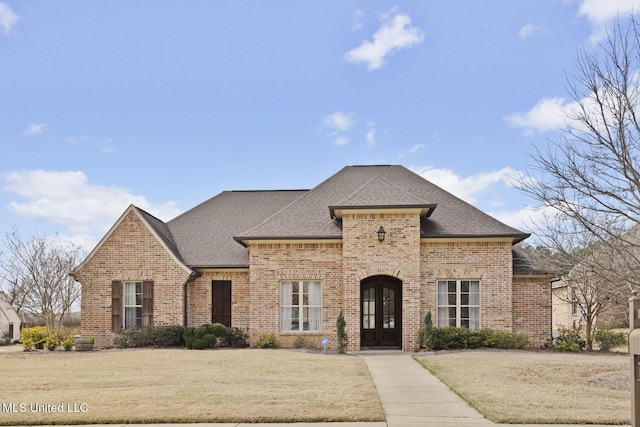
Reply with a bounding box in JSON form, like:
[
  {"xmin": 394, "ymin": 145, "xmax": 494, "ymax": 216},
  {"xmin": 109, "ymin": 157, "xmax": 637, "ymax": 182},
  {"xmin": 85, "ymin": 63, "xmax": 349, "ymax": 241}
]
[
  {"xmin": 212, "ymin": 280, "xmax": 232, "ymax": 326},
  {"xmin": 361, "ymin": 276, "xmax": 402, "ymax": 348}
]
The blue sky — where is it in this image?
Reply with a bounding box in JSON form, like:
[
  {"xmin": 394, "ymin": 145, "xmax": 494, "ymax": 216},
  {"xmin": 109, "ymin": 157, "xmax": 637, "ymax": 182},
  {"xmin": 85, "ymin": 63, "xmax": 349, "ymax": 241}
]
[{"xmin": 1, "ymin": 0, "xmax": 637, "ymax": 251}]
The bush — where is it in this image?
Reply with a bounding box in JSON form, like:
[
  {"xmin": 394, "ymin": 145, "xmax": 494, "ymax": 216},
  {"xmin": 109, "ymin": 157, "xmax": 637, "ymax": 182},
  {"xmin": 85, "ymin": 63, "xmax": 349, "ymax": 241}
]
[
  {"xmin": 114, "ymin": 326, "xmax": 185, "ymax": 348},
  {"xmin": 45, "ymin": 333, "xmax": 59, "ymax": 351},
  {"xmin": 183, "ymin": 324, "xmax": 219, "ymax": 350},
  {"xmin": 62, "ymin": 335, "xmax": 74, "ymax": 351},
  {"xmin": 255, "ymin": 333, "xmax": 279, "ymax": 349},
  {"xmin": 336, "ymin": 310, "xmax": 348, "ymax": 354},
  {"xmin": 418, "ymin": 312, "xmax": 434, "ymax": 350},
  {"xmin": 222, "ymin": 327, "xmax": 249, "ymax": 348},
  {"xmin": 20, "ymin": 326, "xmax": 50, "ymax": 351},
  {"xmin": 595, "ymin": 328, "xmax": 627, "ymax": 352},
  {"xmin": 545, "ymin": 325, "xmax": 586, "ymax": 352},
  {"xmin": 427, "ymin": 327, "xmax": 528, "ymax": 351},
  {"xmin": 293, "ymin": 336, "xmax": 318, "ymax": 349}
]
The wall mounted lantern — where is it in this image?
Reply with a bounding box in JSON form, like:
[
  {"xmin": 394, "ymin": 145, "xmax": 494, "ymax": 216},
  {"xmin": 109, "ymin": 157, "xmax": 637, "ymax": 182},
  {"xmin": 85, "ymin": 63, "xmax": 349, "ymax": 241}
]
[{"xmin": 377, "ymin": 226, "xmax": 386, "ymax": 242}]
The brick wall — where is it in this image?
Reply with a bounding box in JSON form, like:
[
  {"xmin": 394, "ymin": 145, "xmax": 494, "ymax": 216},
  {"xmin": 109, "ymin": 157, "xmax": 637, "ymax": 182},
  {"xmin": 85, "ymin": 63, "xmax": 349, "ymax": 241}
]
[
  {"xmin": 342, "ymin": 211, "xmax": 422, "ymax": 351},
  {"xmin": 74, "ymin": 210, "xmax": 191, "ymax": 348},
  {"xmin": 421, "ymin": 240, "xmax": 514, "ymax": 335},
  {"xmin": 513, "ymin": 275, "xmax": 552, "ymax": 347},
  {"xmin": 247, "ymin": 242, "xmax": 343, "ymax": 347},
  {"xmin": 187, "ymin": 270, "xmax": 250, "ymax": 329}
]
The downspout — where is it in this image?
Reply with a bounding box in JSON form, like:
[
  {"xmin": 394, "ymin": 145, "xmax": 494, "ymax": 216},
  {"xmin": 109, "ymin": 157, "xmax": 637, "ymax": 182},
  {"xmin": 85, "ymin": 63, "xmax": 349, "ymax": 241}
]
[{"xmin": 183, "ymin": 270, "xmax": 201, "ymax": 327}]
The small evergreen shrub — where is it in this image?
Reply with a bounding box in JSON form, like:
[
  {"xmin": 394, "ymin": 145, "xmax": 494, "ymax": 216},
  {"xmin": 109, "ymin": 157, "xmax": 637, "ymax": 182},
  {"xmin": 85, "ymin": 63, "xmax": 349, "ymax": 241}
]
[
  {"xmin": 222, "ymin": 327, "xmax": 249, "ymax": 348},
  {"xmin": 184, "ymin": 324, "xmax": 219, "ymax": 350},
  {"xmin": 418, "ymin": 312, "xmax": 434, "ymax": 350},
  {"xmin": 209, "ymin": 323, "xmax": 227, "ymax": 338},
  {"xmin": 545, "ymin": 325, "xmax": 586, "ymax": 352},
  {"xmin": 595, "ymin": 328, "xmax": 627, "ymax": 352},
  {"xmin": 255, "ymin": 333, "xmax": 279, "ymax": 349},
  {"xmin": 336, "ymin": 310, "xmax": 348, "ymax": 354}
]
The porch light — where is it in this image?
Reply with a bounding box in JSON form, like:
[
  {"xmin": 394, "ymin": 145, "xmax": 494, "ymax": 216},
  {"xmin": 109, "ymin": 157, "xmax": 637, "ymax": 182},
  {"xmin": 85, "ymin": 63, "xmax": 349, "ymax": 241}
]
[{"xmin": 377, "ymin": 226, "xmax": 386, "ymax": 242}]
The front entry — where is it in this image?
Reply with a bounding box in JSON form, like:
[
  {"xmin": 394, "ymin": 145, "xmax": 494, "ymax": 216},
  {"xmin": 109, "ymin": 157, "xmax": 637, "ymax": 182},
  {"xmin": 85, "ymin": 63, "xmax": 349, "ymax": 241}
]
[{"xmin": 361, "ymin": 275, "xmax": 402, "ymax": 348}]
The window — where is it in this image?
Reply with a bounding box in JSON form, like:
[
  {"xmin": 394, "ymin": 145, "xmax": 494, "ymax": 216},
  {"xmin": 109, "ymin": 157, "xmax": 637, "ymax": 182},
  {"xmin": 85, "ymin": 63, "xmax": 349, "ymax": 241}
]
[
  {"xmin": 437, "ymin": 280, "xmax": 480, "ymax": 330},
  {"xmin": 112, "ymin": 280, "xmax": 153, "ymax": 331},
  {"xmin": 124, "ymin": 281, "xmax": 143, "ymax": 328},
  {"xmin": 280, "ymin": 281, "xmax": 322, "ymax": 331}
]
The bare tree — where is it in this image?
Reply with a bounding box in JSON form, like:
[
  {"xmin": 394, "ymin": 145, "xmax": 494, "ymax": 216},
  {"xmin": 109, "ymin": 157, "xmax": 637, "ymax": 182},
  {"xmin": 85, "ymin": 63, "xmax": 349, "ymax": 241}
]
[
  {"xmin": 0, "ymin": 228, "xmax": 83, "ymax": 332},
  {"xmin": 519, "ymin": 15, "xmax": 640, "ymax": 303}
]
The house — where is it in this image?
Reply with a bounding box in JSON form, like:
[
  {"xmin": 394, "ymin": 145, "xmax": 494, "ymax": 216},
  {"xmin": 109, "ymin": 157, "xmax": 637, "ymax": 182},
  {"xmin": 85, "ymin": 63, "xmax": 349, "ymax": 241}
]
[
  {"xmin": 72, "ymin": 165, "xmax": 552, "ymax": 350},
  {"xmin": 0, "ymin": 292, "xmax": 21, "ymax": 342}
]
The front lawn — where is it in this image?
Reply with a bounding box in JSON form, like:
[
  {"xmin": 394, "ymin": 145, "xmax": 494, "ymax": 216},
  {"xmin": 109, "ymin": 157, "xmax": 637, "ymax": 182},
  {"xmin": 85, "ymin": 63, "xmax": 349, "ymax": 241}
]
[
  {"xmin": 415, "ymin": 350, "xmax": 629, "ymax": 424},
  {"xmin": 0, "ymin": 348, "xmax": 384, "ymax": 425}
]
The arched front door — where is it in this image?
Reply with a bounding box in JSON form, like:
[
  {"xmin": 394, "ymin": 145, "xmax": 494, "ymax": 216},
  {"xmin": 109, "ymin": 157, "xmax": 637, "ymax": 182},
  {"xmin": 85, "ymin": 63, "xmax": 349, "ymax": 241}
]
[{"xmin": 361, "ymin": 275, "xmax": 402, "ymax": 348}]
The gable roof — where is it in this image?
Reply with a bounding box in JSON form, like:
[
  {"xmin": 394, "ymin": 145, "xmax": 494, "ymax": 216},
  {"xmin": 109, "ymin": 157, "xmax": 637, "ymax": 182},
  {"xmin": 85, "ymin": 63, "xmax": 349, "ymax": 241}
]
[
  {"xmin": 72, "ymin": 205, "xmax": 193, "ymax": 277},
  {"xmin": 235, "ymin": 165, "xmax": 529, "ymax": 243}
]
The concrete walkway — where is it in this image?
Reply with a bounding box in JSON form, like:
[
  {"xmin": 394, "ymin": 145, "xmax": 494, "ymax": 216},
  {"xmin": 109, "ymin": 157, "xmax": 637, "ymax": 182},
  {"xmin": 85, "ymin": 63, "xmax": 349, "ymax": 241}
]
[{"xmin": 360, "ymin": 351, "xmax": 491, "ymax": 426}]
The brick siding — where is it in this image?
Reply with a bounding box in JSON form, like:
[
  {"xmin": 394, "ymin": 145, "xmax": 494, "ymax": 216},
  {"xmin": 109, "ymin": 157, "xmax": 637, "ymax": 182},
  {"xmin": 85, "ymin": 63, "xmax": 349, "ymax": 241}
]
[{"xmin": 76, "ymin": 209, "xmax": 552, "ymax": 350}]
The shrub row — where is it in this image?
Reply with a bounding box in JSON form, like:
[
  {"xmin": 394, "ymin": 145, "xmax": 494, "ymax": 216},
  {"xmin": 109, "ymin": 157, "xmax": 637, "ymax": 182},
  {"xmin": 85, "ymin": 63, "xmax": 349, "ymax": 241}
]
[
  {"xmin": 114, "ymin": 325, "xmax": 185, "ymax": 348},
  {"xmin": 20, "ymin": 326, "xmax": 77, "ymax": 351},
  {"xmin": 544, "ymin": 325, "xmax": 627, "ymax": 352},
  {"xmin": 114, "ymin": 324, "xmax": 249, "ymax": 350},
  {"xmin": 419, "ymin": 326, "xmax": 529, "ymax": 350}
]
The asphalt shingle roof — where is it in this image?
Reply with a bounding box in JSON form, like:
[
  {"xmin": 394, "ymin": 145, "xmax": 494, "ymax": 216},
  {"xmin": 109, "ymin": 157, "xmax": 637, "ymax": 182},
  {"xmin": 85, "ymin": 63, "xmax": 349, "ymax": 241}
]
[
  {"xmin": 135, "ymin": 165, "xmax": 529, "ymax": 269},
  {"xmin": 236, "ymin": 165, "xmax": 529, "ymax": 242},
  {"xmin": 167, "ymin": 190, "xmax": 306, "ymax": 267}
]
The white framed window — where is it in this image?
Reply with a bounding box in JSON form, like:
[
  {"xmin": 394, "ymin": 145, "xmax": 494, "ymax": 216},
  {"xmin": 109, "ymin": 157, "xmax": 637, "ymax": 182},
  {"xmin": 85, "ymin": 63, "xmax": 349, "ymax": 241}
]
[
  {"xmin": 437, "ymin": 280, "xmax": 480, "ymax": 330},
  {"xmin": 124, "ymin": 281, "xmax": 143, "ymax": 328},
  {"xmin": 280, "ymin": 281, "xmax": 322, "ymax": 331}
]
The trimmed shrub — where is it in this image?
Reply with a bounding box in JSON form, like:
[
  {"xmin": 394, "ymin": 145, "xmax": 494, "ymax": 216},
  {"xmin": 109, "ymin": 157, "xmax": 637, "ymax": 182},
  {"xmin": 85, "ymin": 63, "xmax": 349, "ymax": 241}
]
[
  {"xmin": 595, "ymin": 328, "xmax": 627, "ymax": 352},
  {"xmin": 209, "ymin": 323, "xmax": 227, "ymax": 338},
  {"xmin": 222, "ymin": 327, "xmax": 249, "ymax": 348},
  {"xmin": 427, "ymin": 327, "xmax": 528, "ymax": 351},
  {"xmin": 183, "ymin": 324, "xmax": 218, "ymax": 350},
  {"xmin": 114, "ymin": 326, "xmax": 185, "ymax": 348},
  {"xmin": 255, "ymin": 333, "xmax": 279, "ymax": 349}
]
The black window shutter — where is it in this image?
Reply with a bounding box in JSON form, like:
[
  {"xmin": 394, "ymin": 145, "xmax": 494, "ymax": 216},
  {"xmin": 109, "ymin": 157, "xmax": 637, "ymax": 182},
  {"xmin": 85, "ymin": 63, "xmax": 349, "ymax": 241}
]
[
  {"xmin": 111, "ymin": 280, "xmax": 123, "ymax": 332},
  {"xmin": 142, "ymin": 280, "xmax": 154, "ymax": 327}
]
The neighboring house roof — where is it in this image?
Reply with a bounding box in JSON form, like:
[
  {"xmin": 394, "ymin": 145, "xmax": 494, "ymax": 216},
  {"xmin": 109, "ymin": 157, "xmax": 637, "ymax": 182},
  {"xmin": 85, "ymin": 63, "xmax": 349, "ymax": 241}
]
[
  {"xmin": 76, "ymin": 165, "xmax": 532, "ymax": 271},
  {"xmin": 512, "ymin": 246, "xmax": 549, "ymax": 275}
]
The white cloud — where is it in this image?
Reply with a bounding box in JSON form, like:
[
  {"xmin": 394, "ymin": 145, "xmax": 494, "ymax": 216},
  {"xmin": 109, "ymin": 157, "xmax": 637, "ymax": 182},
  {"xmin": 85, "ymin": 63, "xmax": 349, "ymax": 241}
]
[
  {"xmin": 504, "ymin": 97, "xmax": 575, "ymax": 135},
  {"xmin": 398, "ymin": 144, "xmax": 425, "ymax": 159},
  {"xmin": 23, "ymin": 123, "xmax": 46, "ymax": 136},
  {"xmin": 0, "ymin": 2, "xmax": 19, "ymax": 34},
  {"xmin": 332, "ymin": 136, "xmax": 350, "ymax": 146},
  {"xmin": 577, "ymin": 0, "xmax": 640, "ymax": 42},
  {"xmin": 411, "ymin": 166, "xmax": 516, "ymax": 204},
  {"xmin": 344, "ymin": 8, "xmax": 425, "ymax": 71},
  {"xmin": 365, "ymin": 121, "xmax": 376, "ymax": 145},
  {"xmin": 2, "ymin": 170, "xmax": 182, "ymax": 249},
  {"xmin": 322, "ymin": 112, "xmax": 354, "ymax": 132},
  {"xmin": 410, "ymin": 165, "xmax": 549, "ymax": 232},
  {"xmin": 518, "ymin": 22, "xmax": 544, "ymax": 39}
]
